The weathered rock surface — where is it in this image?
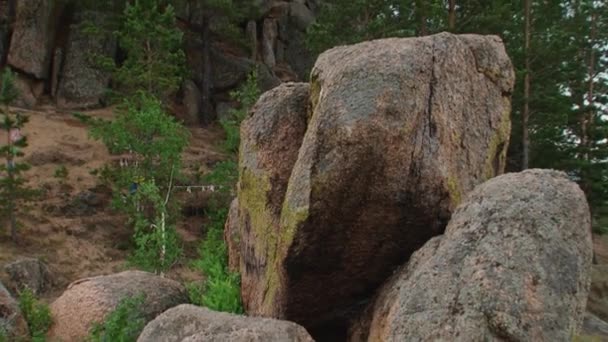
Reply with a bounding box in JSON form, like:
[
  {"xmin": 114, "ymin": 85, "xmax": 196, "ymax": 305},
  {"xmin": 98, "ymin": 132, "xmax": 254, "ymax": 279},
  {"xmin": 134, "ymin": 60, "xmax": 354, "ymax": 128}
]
[
  {"xmin": 224, "ymin": 198, "xmax": 241, "ymax": 273},
  {"xmin": 137, "ymin": 304, "xmax": 314, "ymax": 342},
  {"xmin": 7, "ymin": 0, "xmax": 59, "ymax": 78},
  {"xmin": 233, "ymin": 32, "xmax": 514, "ymax": 336},
  {"xmin": 352, "ymin": 170, "xmax": 593, "ymax": 342},
  {"xmin": 12, "ymin": 72, "xmax": 44, "ymax": 108},
  {"xmin": 56, "ymin": 10, "xmax": 116, "ymax": 109},
  {"xmin": 233, "ymin": 82, "xmax": 310, "ymax": 316},
  {"xmin": 48, "ymin": 270, "xmax": 188, "ymax": 341},
  {"xmin": 181, "ymin": 79, "xmax": 201, "ymax": 125},
  {"xmin": 589, "ymin": 264, "xmax": 608, "ymax": 321},
  {"xmin": 0, "ymin": 281, "xmax": 29, "ymax": 340},
  {"xmin": 4, "ymin": 257, "xmax": 54, "ymax": 295}
]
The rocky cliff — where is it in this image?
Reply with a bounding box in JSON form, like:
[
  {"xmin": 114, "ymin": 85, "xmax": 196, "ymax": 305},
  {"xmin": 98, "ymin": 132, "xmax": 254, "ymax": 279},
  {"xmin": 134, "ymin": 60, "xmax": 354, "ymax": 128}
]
[{"xmin": 0, "ymin": 0, "xmax": 318, "ymax": 119}]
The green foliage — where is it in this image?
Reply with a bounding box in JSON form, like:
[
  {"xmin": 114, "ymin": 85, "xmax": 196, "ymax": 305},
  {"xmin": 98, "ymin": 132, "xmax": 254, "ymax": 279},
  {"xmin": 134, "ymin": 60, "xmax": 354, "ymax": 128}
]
[
  {"xmin": 0, "ymin": 69, "xmax": 38, "ymax": 242},
  {"xmin": 53, "ymin": 165, "xmax": 69, "ymax": 180},
  {"xmin": 89, "ymin": 93, "xmax": 188, "ymax": 273},
  {"xmin": 90, "ymin": 93, "xmax": 188, "ymax": 188},
  {"xmin": 127, "ymin": 180, "xmax": 182, "ymax": 273},
  {"xmin": 306, "ymin": 0, "xmax": 446, "ymax": 54},
  {"xmin": 219, "ymin": 70, "xmax": 261, "ymax": 153},
  {"xmin": 18, "ymin": 288, "xmax": 52, "ymax": 342},
  {"xmin": 188, "ymin": 69, "xmax": 258, "ymax": 313},
  {"xmin": 188, "ymin": 203, "xmax": 242, "ymax": 314},
  {"xmin": 109, "ymin": 0, "xmax": 186, "ymax": 102},
  {"xmin": 88, "ymin": 294, "xmax": 146, "ymax": 342}
]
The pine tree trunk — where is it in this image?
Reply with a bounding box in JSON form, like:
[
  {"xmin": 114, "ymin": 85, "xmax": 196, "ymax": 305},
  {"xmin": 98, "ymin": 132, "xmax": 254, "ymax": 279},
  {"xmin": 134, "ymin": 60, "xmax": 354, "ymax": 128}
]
[
  {"xmin": 448, "ymin": 0, "xmax": 456, "ymax": 32},
  {"xmin": 522, "ymin": 0, "xmax": 531, "ymax": 170},
  {"xmin": 580, "ymin": 10, "xmax": 597, "ymax": 195},
  {"xmin": 415, "ymin": 0, "xmax": 428, "ymax": 36},
  {"xmin": 6, "ymin": 130, "xmax": 16, "ymax": 243}
]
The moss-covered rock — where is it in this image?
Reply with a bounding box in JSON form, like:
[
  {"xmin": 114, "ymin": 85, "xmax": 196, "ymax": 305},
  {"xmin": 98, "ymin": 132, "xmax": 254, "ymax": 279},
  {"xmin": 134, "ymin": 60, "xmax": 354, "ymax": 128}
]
[{"xmin": 232, "ymin": 33, "xmax": 515, "ymax": 338}]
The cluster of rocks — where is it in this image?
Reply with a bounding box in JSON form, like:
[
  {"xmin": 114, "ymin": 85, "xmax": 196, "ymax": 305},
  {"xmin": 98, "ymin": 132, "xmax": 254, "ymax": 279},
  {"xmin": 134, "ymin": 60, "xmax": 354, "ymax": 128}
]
[
  {"xmin": 224, "ymin": 32, "xmax": 598, "ymax": 341},
  {"xmin": 0, "ymin": 32, "xmax": 603, "ymax": 341},
  {"xmin": 0, "ymin": 0, "xmax": 317, "ymax": 119}
]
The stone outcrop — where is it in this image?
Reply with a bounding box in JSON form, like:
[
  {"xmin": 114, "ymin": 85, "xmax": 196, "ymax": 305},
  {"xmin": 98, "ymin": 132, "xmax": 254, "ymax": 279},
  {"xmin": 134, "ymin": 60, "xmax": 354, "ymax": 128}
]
[
  {"xmin": 48, "ymin": 270, "xmax": 188, "ymax": 342},
  {"xmin": 56, "ymin": 10, "xmax": 116, "ymax": 109},
  {"xmin": 4, "ymin": 257, "xmax": 54, "ymax": 295},
  {"xmin": 7, "ymin": 0, "xmax": 59, "ymax": 78},
  {"xmin": 0, "ymin": 0, "xmax": 316, "ymax": 113},
  {"xmin": 231, "ymin": 32, "xmax": 514, "ymax": 336},
  {"xmin": 351, "ymin": 170, "xmax": 593, "ymax": 341},
  {"xmin": 137, "ymin": 304, "xmax": 314, "ymax": 342},
  {"xmin": 0, "ymin": 281, "xmax": 29, "ymax": 340},
  {"xmin": 232, "ymin": 82, "xmax": 310, "ymax": 316}
]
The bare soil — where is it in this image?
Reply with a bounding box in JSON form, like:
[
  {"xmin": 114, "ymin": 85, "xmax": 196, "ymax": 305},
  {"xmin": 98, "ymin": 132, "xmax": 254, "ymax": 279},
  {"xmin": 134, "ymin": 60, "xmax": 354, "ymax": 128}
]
[{"xmin": 0, "ymin": 104, "xmax": 228, "ymax": 301}]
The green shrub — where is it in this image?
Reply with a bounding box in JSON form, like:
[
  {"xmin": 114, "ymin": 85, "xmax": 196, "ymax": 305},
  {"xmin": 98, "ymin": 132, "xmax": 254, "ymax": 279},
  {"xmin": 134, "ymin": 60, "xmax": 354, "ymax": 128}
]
[
  {"xmin": 53, "ymin": 165, "xmax": 69, "ymax": 180},
  {"xmin": 18, "ymin": 288, "xmax": 52, "ymax": 342},
  {"xmin": 188, "ymin": 205, "xmax": 243, "ymax": 314},
  {"xmin": 88, "ymin": 93, "xmax": 188, "ymax": 274},
  {"xmin": 88, "ymin": 294, "xmax": 146, "ymax": 342},
  {"xmin": 128, "ymin": 180, "xmax": 182, "ymax": 273},
  {"xmin": 188, "ymin": 68, "xmax": 261, "ymax": 314}
]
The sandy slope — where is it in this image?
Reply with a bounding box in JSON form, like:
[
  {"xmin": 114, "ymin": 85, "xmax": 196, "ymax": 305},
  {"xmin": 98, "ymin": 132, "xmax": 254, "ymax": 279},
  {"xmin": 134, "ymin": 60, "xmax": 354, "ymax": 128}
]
[{"xmin": 0, "ymin": 104, "xmax": 227, "ymax": 300}]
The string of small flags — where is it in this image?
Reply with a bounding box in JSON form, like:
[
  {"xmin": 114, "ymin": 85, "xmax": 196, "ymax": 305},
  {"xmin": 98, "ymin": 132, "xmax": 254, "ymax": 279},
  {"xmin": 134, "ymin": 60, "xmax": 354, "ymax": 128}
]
[{"xmin": 172, "ymin": 185, "xmax": 223, "ymax": 193}]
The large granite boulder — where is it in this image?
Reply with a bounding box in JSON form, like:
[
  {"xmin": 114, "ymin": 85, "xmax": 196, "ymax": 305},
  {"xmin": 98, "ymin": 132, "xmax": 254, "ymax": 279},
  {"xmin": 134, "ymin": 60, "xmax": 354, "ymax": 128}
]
[
  {"xmin": 48, "ymin": 270, "xmax": 188, "ymax": 342},
  {"xmin": 7, "ymin": 0, "xmax": 59, "ymax": 78},
  {"xmin": 232, "ymin": 32, "xmax": 514, "ymax": 336},
  {"xmin": 56, "ymin": 10, "xmax": 116, "ymax": 109},
  {"xmin": 137, "ymin": 304, "xmax": 314, "ymax": 342},
  {"xmin": 351, "ymin": 170, "xmax": 593, "ymax": 341}
]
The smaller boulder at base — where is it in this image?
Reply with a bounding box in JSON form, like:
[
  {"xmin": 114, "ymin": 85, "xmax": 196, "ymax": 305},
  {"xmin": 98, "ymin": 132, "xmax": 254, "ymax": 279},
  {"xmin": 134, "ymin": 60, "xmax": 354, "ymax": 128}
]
[
  {"xmin": 4, "ymin": 257, "xmax": 54, "ymax": 295},
  {"xmin": 48, "ymin": 270, "xmax": 188, "ymax": 342},
  {"xmin": 137, "ymin": 304, "xmax": 314, "ymax": 342},
  {"xmin": 352, "ymin": 169, "xmax": 593, "ymax": 342}
]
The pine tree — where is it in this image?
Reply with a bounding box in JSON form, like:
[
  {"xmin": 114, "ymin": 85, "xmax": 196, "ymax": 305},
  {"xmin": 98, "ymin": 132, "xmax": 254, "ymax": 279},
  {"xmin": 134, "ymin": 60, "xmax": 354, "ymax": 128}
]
[
  {"xmin": 112, "ymin": 0, "xmax": 186, "ymax": 102},
  {"xmin": 0, "ymin": 69, "xmax": 38, "ymax": 243}
]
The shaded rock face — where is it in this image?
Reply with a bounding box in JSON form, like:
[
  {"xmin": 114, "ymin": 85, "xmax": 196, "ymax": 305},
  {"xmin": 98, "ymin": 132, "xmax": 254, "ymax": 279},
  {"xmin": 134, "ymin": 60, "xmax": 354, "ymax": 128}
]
[
  {"xmin": 0, "ymin": 281, "xmax": 29, "ymax": 340},
  {"xmin": 234, "ymin": 82, "xmax": 310, "ymax": 317},
  {"xmin": 4, "ymin": 257, "xmax": 54, "ymax": 295},
  {"xmin": 232, "ymin": 32, "xmax": 514, "ymax": 337},
  {"xmin": 137, "ymin": 304, "xmax": 314, "ymax": 342},
  {"xmin": 12, "ymin": 71, "xmax": 44, "ymax": 108},
  {"xmin": 181, "ymin": 79, "xmax": 201, "ymax": 125},
  {"xmin": 352, "ymin": 170, "xmax": 592, "ymax": 342},
  {"xmin": 56, "ymin": 10, "xmax": 116, "ymax": 109},
  {"xmin": 48, "ymin": 270, "xmax": 188, "ymax": 342},
  {"xmin": 7, "ymin": 0, "xmax": 59, "ymax": 78},
  {"xmin": 0, "ymin": 0, "xmax": 11, "ymax": 65}
]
